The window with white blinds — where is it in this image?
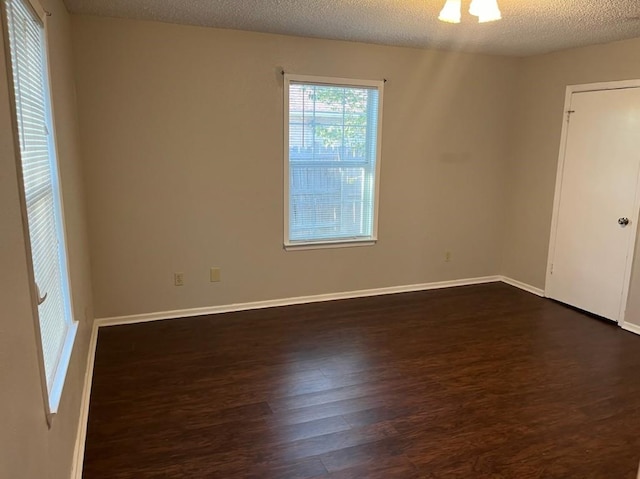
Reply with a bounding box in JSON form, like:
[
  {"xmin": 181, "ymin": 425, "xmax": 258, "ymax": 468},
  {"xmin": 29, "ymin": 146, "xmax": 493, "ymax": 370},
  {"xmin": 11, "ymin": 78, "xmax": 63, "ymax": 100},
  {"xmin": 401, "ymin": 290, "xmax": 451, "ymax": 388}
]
[
  {"xmin": 5, "ymin": 0, "xmax": 76, "ymax": 415},
  {"xmin": 284, "ymin": 74, "xmax": 384, "ymax": 248}
]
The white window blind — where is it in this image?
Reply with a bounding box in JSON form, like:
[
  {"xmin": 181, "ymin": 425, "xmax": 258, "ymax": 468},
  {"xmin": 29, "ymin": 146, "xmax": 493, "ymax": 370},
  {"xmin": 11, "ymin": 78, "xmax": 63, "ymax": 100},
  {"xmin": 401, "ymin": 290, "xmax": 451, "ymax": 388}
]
[
  {"xmin": 5, "ymin": 0, "xmax": 76, "ymax": 414},
  {"xmin": 284, "ymin": 75, "xmax": 383, "ymax": 248}
]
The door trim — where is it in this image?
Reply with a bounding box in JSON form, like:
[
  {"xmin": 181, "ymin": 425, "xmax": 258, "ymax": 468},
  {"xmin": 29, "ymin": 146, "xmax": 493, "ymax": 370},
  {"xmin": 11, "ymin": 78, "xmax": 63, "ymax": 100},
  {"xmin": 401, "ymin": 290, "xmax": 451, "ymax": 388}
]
[{"xmin": 546, "ymin": 80, "xmax": 640, "ymax": 326}]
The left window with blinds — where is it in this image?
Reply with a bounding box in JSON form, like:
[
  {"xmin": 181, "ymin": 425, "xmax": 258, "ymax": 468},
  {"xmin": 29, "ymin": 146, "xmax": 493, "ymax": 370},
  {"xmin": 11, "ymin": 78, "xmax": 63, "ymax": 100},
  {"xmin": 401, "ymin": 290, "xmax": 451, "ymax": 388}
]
[{"xmin": 3, "ymin": 0, "xmax": 77, "ymax": 417}]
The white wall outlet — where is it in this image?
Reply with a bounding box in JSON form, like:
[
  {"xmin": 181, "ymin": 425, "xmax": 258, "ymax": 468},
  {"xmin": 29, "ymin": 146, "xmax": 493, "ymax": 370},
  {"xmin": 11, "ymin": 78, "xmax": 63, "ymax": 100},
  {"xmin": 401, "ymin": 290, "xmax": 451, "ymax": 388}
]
[
  {"xmin": 174, "ymin": 272, "xmax": 185, "ymax": 286},
  {"xmin": 210, "ymin": 267, "xmax": 221, "ymax": 283}
]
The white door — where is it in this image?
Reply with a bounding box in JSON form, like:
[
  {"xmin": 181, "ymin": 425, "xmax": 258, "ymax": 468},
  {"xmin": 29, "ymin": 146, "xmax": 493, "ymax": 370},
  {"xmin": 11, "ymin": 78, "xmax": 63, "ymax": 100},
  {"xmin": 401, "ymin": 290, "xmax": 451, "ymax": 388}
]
[{"xmin": 547, "ymin": 87, "xmax": 640, "ymax": 322}]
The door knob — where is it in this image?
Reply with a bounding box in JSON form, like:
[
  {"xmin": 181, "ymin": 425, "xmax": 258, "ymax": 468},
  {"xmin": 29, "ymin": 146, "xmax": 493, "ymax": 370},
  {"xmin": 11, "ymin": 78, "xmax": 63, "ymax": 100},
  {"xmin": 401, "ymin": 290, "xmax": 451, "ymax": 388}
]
[{"xmin": 618, "ymin": 217, "xmax": 630, "ymax": 227}]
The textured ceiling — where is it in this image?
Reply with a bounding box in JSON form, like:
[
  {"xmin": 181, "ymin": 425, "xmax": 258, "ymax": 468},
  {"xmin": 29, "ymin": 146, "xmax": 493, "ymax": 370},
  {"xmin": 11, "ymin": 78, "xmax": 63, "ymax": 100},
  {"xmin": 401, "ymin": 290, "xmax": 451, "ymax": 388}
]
[{"xmin": 63, "ymin": 0, "xmax": 640, "ymax": 56}]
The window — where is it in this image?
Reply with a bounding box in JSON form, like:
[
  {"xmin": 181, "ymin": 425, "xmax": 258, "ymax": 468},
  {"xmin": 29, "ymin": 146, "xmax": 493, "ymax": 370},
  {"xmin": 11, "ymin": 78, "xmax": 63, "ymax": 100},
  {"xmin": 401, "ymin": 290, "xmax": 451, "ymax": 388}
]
[
  {"xmin": 4, "ymin": 0, "xmax": 76, "ymax": 417},
  {"xmin": 284, "ymin": 74, "xmax": 384, "ymax": 249}
]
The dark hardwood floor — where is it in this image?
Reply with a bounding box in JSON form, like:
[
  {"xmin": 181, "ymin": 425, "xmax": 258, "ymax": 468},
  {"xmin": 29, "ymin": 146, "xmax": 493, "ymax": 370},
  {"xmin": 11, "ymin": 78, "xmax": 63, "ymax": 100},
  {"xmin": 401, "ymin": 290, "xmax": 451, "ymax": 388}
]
[{"xmin": 83, "ymin": 283, "xmax": 640, "ymax": 478}]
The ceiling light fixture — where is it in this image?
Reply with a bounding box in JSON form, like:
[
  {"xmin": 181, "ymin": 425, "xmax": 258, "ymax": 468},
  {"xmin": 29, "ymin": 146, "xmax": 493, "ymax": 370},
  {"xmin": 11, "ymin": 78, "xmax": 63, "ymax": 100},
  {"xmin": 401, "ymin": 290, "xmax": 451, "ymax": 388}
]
[
  {"xmin": 439, "ymin": 0, "xmax": 502, "ymax": 24},
  {"xmin": 438, "ymin": 0, "xmax": 461, "ymax": 24},
  {"xmin": 469, "ymin": 0, "xmax": 502, "ymax": 22}
]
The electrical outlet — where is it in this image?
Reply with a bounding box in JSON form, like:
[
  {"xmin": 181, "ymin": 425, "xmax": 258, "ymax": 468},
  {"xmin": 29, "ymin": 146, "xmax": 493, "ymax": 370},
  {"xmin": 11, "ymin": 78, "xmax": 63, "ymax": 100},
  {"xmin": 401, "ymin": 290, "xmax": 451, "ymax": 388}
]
[
  {"xmin": 445, "ymin": 251, "xmax": 452, "ymax": 262},
  {"xmin": 174, "ymin": 272, "xmax": 185, "ymax": 286},
  {"xmin": 210, "ymin": 267, "xmax": 221, "ymax": 283}
]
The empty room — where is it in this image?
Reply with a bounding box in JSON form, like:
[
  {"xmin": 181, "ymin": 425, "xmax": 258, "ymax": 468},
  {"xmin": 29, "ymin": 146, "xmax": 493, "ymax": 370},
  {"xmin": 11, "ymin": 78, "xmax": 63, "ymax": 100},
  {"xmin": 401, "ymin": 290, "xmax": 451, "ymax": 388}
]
[{"xmin": 3, "ymin": 0, "xmax": 640, "ymax": 477}]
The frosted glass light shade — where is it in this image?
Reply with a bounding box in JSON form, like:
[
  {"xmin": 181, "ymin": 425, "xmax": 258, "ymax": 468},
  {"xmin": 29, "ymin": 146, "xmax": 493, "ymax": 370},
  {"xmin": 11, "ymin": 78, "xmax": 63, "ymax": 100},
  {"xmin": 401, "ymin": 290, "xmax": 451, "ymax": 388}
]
[
  {"xmin": 469, "ymin": 0, "xmax": 502, "ymax": 22},
  {"xmin": 469, "ymin": 0, "xmax": 482, "ymax": 16},
  {"xmin": 438, "ymin": 0, "xmax": 461, "ymax": 23}
]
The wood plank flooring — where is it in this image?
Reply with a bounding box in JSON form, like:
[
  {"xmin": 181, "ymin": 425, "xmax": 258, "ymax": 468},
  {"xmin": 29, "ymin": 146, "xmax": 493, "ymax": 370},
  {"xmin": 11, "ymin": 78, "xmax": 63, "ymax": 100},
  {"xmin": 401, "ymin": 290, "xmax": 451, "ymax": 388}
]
[{"xmin": 82, "ymin": 283, "xmax": 640, "ymax": 478}]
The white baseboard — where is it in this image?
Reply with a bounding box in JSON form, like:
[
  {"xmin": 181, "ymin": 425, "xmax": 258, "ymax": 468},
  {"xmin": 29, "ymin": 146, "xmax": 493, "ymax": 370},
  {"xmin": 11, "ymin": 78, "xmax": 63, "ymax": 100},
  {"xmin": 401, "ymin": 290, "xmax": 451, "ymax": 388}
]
[
  {"xmin": 499, "ymin": 276, "xmax": 545, "ymax": 297},
  {"xmin": 622, "ymin": 322, "xmax": 640, "ymax": 337},
  {"xmin": 70, "ymin": 321, "xmax": 99, "ymax": 479},
  {"xmin": 96, "ymin": 275, "xmax": 503, "ymax": 327}
]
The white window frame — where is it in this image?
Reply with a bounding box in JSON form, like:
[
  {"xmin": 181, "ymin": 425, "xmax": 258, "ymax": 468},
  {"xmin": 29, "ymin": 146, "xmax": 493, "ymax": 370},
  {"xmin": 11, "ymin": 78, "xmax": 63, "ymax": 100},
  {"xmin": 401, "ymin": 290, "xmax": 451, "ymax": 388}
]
[
  {"xmin": 2, "ymin": 0, "xmax": 77, "ymax": 424},
  {"xmin": 283, "ymin": 74, "xmax": 384, "ymax": 251}
]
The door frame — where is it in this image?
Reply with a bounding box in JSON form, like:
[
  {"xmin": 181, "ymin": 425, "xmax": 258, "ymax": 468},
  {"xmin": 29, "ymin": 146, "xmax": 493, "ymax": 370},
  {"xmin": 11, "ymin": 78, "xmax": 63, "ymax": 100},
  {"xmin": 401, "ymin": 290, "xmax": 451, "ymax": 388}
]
[{"xmin": 546, "ymin": 79, "xmax": 640, "ymax": 327}]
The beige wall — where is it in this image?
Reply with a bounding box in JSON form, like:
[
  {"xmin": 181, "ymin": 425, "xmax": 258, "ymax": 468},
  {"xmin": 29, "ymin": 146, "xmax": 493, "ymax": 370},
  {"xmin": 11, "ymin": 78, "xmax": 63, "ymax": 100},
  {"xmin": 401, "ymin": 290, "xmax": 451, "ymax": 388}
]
[
  {"xmin": 71, "ymin": 16, "xmax": 518, "ymax": 319},
  {"xmin": 0, "ymin": 0, "xmax": 94, "ymax": 477},
  {"xmin": 502, "ymin": 37, "xmax": 640, "ymax": 327}
]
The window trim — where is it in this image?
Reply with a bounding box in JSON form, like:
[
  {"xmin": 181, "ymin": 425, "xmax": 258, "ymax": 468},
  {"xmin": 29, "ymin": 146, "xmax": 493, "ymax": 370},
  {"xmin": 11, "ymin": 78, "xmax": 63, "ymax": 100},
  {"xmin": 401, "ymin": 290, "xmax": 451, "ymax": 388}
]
[
  {"xmin": 283, "ymin": 73, "xmax": 384, "ymax": 250},
  {"xmin": 2, "ymin": 0, "xmax": 78, "ymax": 425}
]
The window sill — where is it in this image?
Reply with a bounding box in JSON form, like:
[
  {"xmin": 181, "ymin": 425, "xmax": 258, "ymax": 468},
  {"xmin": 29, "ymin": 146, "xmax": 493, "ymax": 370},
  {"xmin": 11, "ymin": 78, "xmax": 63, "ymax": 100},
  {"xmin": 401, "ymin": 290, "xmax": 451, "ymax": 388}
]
[
  {"xmin": 45, "ymin": 319, "xmax": 78, "ymax": 426},
  {"xmin": 284, "ymin": 239, "xmax": 377, "ymax": 251}
]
